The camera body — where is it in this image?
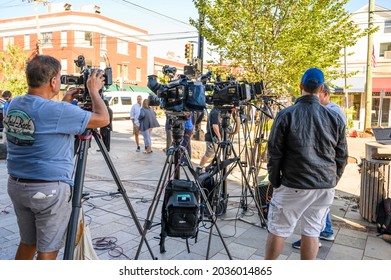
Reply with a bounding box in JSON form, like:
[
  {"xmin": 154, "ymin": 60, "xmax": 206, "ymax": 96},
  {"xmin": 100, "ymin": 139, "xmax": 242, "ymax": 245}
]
[
  {"xmin": 60, "ymin": 55, "xmax": 113, "ymax": 103},
  {"xmin": 205, "ymin": 78, "xmax": 250, "ymax": 108},
  {"xmin": 147, "ymin": 73, "xmax": 206, "ymax": 114},
  {"xmin": 204, "ymin": 77, "xmax": 265, "ymax": 108}
]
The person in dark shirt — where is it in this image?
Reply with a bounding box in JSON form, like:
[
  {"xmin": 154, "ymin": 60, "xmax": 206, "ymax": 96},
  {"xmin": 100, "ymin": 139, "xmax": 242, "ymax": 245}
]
[{"xmin": 196, "ymin": 108, "xmax": 222, "ymax": 172}]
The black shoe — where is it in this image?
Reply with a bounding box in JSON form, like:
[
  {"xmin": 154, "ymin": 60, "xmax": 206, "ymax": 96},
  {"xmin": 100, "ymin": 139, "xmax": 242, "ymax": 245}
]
[{"xmin": 196, "ymin": 166, "xmax": 203, "ymax": 175}]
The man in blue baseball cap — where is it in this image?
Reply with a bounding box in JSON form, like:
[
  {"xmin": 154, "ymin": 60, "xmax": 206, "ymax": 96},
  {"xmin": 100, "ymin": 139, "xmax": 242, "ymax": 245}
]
[
  {"xmin": 300, "ymin": 67, "xmax": 325, "ymax": 87},
  {"xmin": 264, "ymin": 68, "xmax": 348, "ymax": 260}
]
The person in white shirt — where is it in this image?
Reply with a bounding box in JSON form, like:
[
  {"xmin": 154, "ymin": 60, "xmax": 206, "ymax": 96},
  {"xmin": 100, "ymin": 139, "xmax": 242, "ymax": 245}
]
[{"xmin": 130, "ymin": 95, "xmax": 143, "ymax": 152}]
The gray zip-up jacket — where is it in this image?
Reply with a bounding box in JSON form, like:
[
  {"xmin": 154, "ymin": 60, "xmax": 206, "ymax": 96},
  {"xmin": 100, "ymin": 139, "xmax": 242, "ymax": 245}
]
[{"xmin": 267, "ymin": 94, "xmax": 348, "ymax": 189}]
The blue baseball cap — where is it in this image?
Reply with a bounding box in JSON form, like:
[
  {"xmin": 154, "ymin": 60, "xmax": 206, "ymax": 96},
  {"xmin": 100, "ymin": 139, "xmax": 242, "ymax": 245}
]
[{"xmin": 301, "ymin": 68, "xmax": 324, "ymax": 87}]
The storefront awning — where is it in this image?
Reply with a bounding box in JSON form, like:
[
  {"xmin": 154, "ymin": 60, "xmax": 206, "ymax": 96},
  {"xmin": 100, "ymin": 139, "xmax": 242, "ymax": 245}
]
[
  {"xmin": 332, "ymin": 77, "xmax": 365, "ymax": 93},
  {"xmin": 106, "ymin": 84, "xmax": 153, "ymax": 93},
  {"xmin": 373, "ymin": 77, "xmax": 391, "ymax": 92}
]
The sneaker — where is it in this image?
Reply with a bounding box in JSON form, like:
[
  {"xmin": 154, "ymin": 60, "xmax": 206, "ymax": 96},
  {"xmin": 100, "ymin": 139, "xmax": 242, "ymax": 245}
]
[
  {"xmin": 319, "ymin": 232, "xmax": 335, "ymax": 241},
  {"xmin": 136, "ymin": 146, "xmax": 140, "ymax": 152},
  {"xmin": 292, "ymin": 240, "xmax": 322, "ymax": 249},
  {"xmin": 196, "ymin": 166, "xmax": 203, "ymax": 175}
]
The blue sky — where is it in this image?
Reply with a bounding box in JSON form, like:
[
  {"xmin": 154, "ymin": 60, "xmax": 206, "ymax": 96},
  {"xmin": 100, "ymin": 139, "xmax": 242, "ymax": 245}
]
[{"xmin": 0, "ymin": 0, "xmax": 390, "ymax": 59}]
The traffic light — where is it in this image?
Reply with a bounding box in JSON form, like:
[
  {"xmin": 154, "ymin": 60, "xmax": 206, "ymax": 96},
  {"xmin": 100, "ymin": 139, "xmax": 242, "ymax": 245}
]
[{"xmin": 185, "ymin": 42, "xmax": 194, "ymax": 59}]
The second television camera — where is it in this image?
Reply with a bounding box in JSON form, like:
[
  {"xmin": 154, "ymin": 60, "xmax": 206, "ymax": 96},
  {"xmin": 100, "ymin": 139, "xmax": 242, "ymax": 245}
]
[
  {"xmin": 147, "ymin": 65, "xmax": 206, "ymax": 114},
  {"xmin": 205, "ymin": 76, "xmax": 264, "ymax": 109},
  {"xmin": 60, "ymin": 55, "xmax": 113, "ymax": 102}
]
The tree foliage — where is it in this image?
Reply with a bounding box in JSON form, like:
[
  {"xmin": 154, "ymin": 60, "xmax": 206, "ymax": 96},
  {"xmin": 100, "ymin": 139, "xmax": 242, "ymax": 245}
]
[
  {"xmin": 191, "ymin": 0, "xmax": 370, "ymax": 95},
  {"xmin": 0, "ymin": 44, "xmax": 28, "ymax": 96}
]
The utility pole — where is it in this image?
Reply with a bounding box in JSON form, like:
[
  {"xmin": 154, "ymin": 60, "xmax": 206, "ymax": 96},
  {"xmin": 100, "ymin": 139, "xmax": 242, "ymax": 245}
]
[
  {"xmin": 344, "ymin": 46, "xmax": 348, "ymax": 109},
  {"xmin": 197, "ymin": 10, "xmax": 204, "ymax": 75},
  {"xmin": 193, "ymin": 3, "xmax": 205, "ymax": 141},
  {"xmin": 24, "ymin": 0, "xmax": 48, "ymax": 54},
  {"xmin": 364, "ymin": 0, "xmax": 375, "ymax": 130}
]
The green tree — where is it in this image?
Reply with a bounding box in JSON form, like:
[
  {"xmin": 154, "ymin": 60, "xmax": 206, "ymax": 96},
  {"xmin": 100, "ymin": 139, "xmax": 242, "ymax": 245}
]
[
  {"xmin": 0, "ymin": 44, "xmax": 28, "ymax": 96},
  {"xmin": 191, "ymin": 0, "xmax": 370, "ymax": 96}
]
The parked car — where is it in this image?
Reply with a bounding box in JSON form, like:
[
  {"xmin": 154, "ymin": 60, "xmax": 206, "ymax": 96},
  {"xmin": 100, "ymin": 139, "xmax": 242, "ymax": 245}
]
[{"xmin": 103, "ymin": 91, "xmax": 150, "ymax": 119}]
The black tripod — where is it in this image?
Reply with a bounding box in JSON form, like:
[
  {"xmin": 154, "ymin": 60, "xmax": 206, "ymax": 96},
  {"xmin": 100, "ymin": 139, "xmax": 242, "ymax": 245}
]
[
  {"xmin": 207, "ymin": 108, "xmax": 268, "ymax": 227},
  {"xmin": 234, "ymin": 97, "xmax": 284, "ymax": 220},
  {"xmin": 63, "ymin": 128, "xmax": 154, "ymax": 260},
  {"xmin": 134, "ymin": 116, "xmax": 232, "ymax": 260}
]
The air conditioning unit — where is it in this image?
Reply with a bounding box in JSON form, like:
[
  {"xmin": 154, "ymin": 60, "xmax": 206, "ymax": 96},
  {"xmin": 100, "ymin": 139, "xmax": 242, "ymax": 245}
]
[
  {"xmin": 384, "ymin": 51, "xmax": 391, "ymax": 59},
  {"xmin": 80, "ymin": 5, "xmax": 101, "ymax": 14},
  {"xmin": 48, "ymin": 3, "xmax": 72, "ymax": 13}
]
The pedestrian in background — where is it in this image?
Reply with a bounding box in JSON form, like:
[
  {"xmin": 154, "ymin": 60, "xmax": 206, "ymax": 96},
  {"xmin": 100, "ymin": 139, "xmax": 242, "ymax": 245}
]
[
  {"xmin": 181, "ymin": 112, "xmax": 194, "ymax": 159},
  {"xmin": 5, "ymin": 55, "xmax": 109, "ymax": 260},
  {"xmin": 196, "ymin": 108, "xmax": 222, "ymax": 173},
  {"xmin": 2, "ymin": 90, "xmax": 12, "ymax": 118},
  {"xmin": 138, "ymin": 98, "xmax": 160, "ymax": 154},
  {"xmin": 265, "ymin": 68, "xmax": 348, "ymax": 260},
  {"xmin": 1, "ymin": 90, "xmax": 12, "ymax": 144},
  {"xmin": 130, "ymin": 95, "xmax": 143, "ymax": 152}
]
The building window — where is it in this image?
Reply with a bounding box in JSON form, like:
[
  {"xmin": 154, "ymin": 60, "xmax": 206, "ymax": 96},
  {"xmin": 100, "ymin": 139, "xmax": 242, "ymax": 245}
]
[
  {"xmin": 136, "ymin": 44, "xmax": 142, "ymax": 58},
  {"xmin": 100, "ymin": 34, "xmax": 106, "ymax": 50},
  {"xmin": 3, "ymin": 36, "xmax": 14, "ymax": 49},
  {"xmin": 116, "ymin": 64, "xmax": 128, "ymax": 81},
  {"xmin": 61, "ymin": 31, "xmax": 67, "ymax": 47},
  {"xmin": 117, "ymin": 39, "xmax": 128, "ymax": 55},
  {"xmin": 136, "ymin": 67, "xmax": 141, "ymax": 82},
  {"xmin": 384, "ymin": 20, "xmax": 391, "ymax": 33},
  {"xmin": 100, "ymin": 61, "xmax": 107, "ymax": 70},
  {"xmin": 61, "ymin": 59, "xmax": 68, "ymax": 75},
  {"xmin": 41, "ymin": 32, "xmax": 53, "ymax": 48},
  {"xmin": 24, "ymin": 34, "xmax": 30, "ymax": 50},
  {"xmin": 380, "ymin": 42, "xmax": 391, "ymax": 58},
  {"xmin": 74, "ymin": 31, "xmax": 92, "ymax": 47}
]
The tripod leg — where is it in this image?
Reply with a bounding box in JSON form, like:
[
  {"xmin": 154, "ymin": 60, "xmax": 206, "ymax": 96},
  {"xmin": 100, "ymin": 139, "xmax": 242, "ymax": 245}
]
[
  {"xmin": 92, "ymin": 131, "xmax": 156, "ymax": 259},
  {"xmin": 182, "ymin": 149, "xmax": 233, "ymax": 260},
  {"xmin": 230, "ymin": 143, "xmax": 268, "ymax": 227},
  {"xmin": 134, "ymin": 149, "xmax": 177, "ymax": 259},
  {"xmin": 64, "ymin": 131, "xmax": 91, "ymax": 260}
]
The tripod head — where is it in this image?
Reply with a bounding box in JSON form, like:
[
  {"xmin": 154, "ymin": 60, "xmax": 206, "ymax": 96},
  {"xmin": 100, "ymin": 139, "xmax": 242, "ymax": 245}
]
[
  {"xmin": 218, "ymin": 108, "xmax": 241, "ymax": 136},
  {"xmin": 167, "ymin": 112, "xmax": 191, "ymax": 147}
]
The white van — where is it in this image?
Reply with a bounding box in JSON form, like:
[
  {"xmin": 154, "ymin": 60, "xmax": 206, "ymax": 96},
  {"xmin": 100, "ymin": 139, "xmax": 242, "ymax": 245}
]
[{"xmin": 103, "ymin": 91, "xmax": 150, "ymax": 119}]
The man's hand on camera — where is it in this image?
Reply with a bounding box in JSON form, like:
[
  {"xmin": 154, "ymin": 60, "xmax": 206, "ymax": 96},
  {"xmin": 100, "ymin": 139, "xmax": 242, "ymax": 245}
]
[
  {"xmin": 87, "ymin": 69, "xmax": 105, "ymax": 95},
  {"xmin": 62, "ymin": 87, "xmax": 81, "ymax": 103}
]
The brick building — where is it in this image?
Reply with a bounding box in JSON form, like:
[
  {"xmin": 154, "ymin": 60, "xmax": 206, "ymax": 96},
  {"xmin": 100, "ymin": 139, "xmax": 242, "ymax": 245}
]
[{"xmin": 0, "ymin": 3, "xmax": 149, "ymax": 88}]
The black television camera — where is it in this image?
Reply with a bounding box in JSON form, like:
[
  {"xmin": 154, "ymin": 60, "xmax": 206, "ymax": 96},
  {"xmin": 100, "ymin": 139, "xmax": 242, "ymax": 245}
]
[
  {"xmin": 203, "ymin": 74, "xmax": 265, "ymax": 109},
  {"xmin": 147, "ymin": 65, "xmax": 206, "ymax": 114},
  {"xmin": 60, "ymin": 55, "xmax": 113, "ymax": 103}
]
